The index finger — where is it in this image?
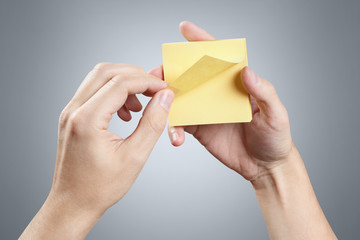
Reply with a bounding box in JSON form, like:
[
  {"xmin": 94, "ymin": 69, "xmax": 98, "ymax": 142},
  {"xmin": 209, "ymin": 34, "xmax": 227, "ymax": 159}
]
[{"xmin": 82, "ymin": 74, "xmax": 168, "ymax": 129}]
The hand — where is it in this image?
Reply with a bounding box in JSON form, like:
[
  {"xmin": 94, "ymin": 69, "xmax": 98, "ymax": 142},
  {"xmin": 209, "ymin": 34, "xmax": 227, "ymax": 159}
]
[
  {"xmin": 20, "ymin": 63, "xmax": 174, "ymax": 239},
  {"xmin": 150, "ymin": 22, "xmax": 336, "ymax": 239},
  {"xmin": 149, "ymin": 21, "xmax": 292, "ymax": 180},
  {"xmin": 53, "ymin": 62, "xmax": 174, "ymax": 212}
]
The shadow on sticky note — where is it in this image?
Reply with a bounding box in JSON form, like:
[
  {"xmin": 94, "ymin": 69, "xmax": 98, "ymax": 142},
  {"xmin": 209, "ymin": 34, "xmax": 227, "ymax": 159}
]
[{"xmin": 162, "ymin": 39, "xmax": 252, "ymax": 126}]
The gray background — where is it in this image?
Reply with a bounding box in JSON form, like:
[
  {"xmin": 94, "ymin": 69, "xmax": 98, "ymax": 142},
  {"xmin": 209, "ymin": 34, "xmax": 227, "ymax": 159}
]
[{"xmin": 0, "ymin": 0, "xmax": 359, "ymax": 239}]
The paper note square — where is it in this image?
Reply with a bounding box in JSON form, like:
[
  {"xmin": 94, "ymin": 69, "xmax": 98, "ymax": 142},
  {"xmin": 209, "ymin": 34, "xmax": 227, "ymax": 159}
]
[{"xmin": 162, "ymin": 38, "xmax": 252, "ymax": 126}]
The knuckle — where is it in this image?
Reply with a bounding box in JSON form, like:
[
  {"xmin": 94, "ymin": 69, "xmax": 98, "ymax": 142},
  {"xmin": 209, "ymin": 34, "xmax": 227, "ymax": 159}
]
[
  {"xmin": 93, "ymin": 62, "xmax": 111, "ymax": 73},
  {"xmin": 261, "ymin": 77, "xmax": 276, "ymax": 95},
  {"xmin": 68, "ymin": 108, "xmax": 87, "ymax": 135},
  {"xmin": 108, "ymin": 75, "xmax": 127, "ymax": 88},
  {"xmin": 122, "ymin": 64, "xmax": 145, "ymax": 74},
  {"xmin": 268, "ymin": 107, "xmax": 289, "ymax": 130},
  {"xmin": 93, "ymin": 63, "xmax": 145, "ymax": 79},
  {"xmin": 266, "ymin": 82, "xmax": 277, "ymax": 96},
  {"xmin": 278, "ymin": 108, "xmax": 290, "ymax": 125},
  {"xmin": 59, "ymin": 106, "xmax": 71, "ymax": 128},
  {"xmin": 121, "ymin": 64, "xmax": 144, "ymax": 72},
  {"xmin": 107, "ymin": 66, "xmax": 146, "ymax": 87},
  {"xmin": 132, "ymin": 65, "xmax": 145, "ymax": 73}
]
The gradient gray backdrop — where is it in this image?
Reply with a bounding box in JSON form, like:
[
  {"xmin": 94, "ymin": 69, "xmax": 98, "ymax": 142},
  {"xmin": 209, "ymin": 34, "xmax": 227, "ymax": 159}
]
[{"xmin": 1, "ymin": 0, "xmax": 359, "ymax": 239}]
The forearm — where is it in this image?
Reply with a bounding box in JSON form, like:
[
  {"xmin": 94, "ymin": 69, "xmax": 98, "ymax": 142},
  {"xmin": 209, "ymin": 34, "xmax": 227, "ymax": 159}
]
[
  {"xmin": 19, "ymin": 193, "xmax": 103, "ymax": 240},
  {"xmin": 251, "ymin": 145, "xmax": 337, "ymax": 240}
]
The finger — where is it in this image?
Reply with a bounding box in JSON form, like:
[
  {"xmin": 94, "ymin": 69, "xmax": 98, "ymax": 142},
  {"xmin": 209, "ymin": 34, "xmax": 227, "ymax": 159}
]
[
  {"xmin": 179, "ymin": 21, "xmax": 216, "ymax": 41},
  {"xmin": 143, "ymin": 90, "xmax": 159, "ymax": 97},
  {"xmin": 125, "ymin": 95, "xmax": 142, "ymax": 112},
  {"xmin": 148, "ymin": 65, "xmax": 164, "ymax": 80},
  {"xmin": 241, "ymin": 67, "xmax": 285, "ymax": 119},
  {"xmin": 125, "ymin": 89, "xmax": 174, "ymax": 155},
  {"xmin": 71, "ymin": 63, "xmax": 146, "ymax": 108},
  {"xmin": 168, "ymin": 126, "xmax": 185, "ymax": 146},
  {"xmin": 117, "ymin": 105, "xmax": 132, "ymax": 122},
  {"xmin": 144, "ymin": 67, "xmax": 165, "ymax": 97},
  {"xmin": 82, "ymin": 74, "xmax": 168, "ymax": 129}
]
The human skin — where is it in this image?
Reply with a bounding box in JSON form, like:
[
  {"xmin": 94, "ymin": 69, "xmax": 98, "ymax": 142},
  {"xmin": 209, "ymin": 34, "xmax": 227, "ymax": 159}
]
[
  {"xmin": 19, "ymin": 64, "xmax": 174, "ymax": 239},
  {"xmin": 149, "ymin": 21, "xmax": 337, "ymax": 239},
  {"xmin": 19, "ymin": 21, "xmax": 337, "ymax": 240}
]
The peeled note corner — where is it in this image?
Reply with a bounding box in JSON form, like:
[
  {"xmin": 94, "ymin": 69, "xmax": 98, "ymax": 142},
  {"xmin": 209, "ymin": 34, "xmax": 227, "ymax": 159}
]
[{"xmin": 162, "ymin": 38, "xmax": 252, "ymax": 126}]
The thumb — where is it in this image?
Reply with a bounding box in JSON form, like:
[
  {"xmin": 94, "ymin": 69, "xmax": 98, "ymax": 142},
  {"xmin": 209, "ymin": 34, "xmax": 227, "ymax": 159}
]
[
  {"xmin": 125, "ymin": 89, "xmax": 174, "ymax": 155},
  {"xmin": 241, "ymin": 66, "xmax": 285, "ymax": 118}
]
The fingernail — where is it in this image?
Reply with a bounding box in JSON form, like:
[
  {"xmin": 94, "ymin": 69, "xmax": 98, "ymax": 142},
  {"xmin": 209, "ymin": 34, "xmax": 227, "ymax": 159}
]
[
  {"xmin": 169, "ymin": 126, "xmax": 178, "ymax": 142},
  {"xmin": 159, "ymin": 90, "xmax": 174, "ymax": 111},
  {"xmin": 247, "ymin": 67, "xmax": 259, "ymax": 85}
]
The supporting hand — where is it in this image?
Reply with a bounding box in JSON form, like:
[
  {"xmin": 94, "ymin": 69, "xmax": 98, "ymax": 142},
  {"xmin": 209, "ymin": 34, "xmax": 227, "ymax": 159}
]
[
  {"xmin": 149, "ymin": 21, "xmax": 337, "ymax": 239},
  {"xmin": 150, "ymin": 21, "xmax": 292, "ymax": 181}
]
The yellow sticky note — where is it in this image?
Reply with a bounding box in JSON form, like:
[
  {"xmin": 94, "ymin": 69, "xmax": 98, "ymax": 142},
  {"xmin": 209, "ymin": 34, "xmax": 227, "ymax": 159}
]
[{"xmin": 162, "ymin": 38, "xmax": 252, "ymax": 126}]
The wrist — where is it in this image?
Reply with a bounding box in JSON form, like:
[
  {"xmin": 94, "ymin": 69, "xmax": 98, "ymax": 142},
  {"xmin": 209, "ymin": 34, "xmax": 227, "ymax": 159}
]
[
  {"xmin": 250, "ymin": 144, "xmax": 337, "ymax": 239},
  {"xmin": 250, "ymin": 144, "xmax": 312, "ymax": 215},
  {"xmin": 251, "ymin": 143, "xmax": 304, "ymax": 192},
  {"xmin": 45, "ymin": 192, "xmax": 104, "ymax": 238},
  {"xmin": 20, "ymin": 192, "xmax": 104, "ymax": 240}
]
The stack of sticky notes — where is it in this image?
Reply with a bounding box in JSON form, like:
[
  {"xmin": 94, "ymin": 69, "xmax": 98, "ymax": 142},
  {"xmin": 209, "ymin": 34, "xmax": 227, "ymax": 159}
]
[{"xmin": 162, "ymin": 38, "xmax": 252, "ymax": 126}]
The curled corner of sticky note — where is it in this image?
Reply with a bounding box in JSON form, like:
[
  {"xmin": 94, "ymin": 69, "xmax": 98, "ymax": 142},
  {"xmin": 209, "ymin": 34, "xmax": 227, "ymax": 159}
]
[{"xmin": 168, "ymin": 55, "xmax": 246, "ymax": 97}]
